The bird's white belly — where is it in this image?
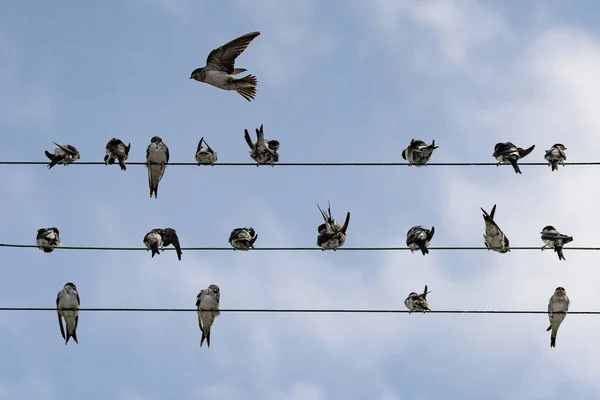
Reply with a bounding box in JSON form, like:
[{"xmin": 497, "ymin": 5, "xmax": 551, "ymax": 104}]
[{"xmin": 204, "ymin": 70, "xmax": 234, "ymax": 90}]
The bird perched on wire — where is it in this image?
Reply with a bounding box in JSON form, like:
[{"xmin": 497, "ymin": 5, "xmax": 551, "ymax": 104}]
[
  {"xmin": 190, "ymin": 31, "xmax": 260, "ymax": 102},
  {"xmin": 56, "ymin": 282, "xmax": 80, "ymax": 345},
  {"xmin": 547, "ymin": 287, "xmax": 570, "ymax": 348},
  {"xmin": 402, "ymin": 139, "xmax": 439, "ymax": 166},
  {"xmin": 36, "ymin": 227, "xmax": 61, "ymax": 253},
  {"xmin": 143, "ymin": 228, "xmax": 182, "ymax": 260},
  {"xmin": 104, "ymin": 138, "xmax": 131, "ymax": 171},
  {"xmin": 316, "ymin": 201, "xmax": 350, "ymax": 250},
  {"xmin": 196, "ymin": 284, "xmax": 221, "ymax": 348},
  {"xmin": 541, "ymin": 226, "xmax": 573, "ymax": 261},
  {"xmin": 244, "ymin": 124, "xmax": 279, "ymax": 166},
  {"xmin": 45, "ymin": 143, "xmax": 80, "ymax": 169},
  {"xmin": 481, "ymin": 204, "xmax": 510, "ymax": 253},
  {"xmin": 404, "ymin": 285, "xmax": 431, "ymax": 314},
  {"xmin": 145, "ymin": 136, "xmax": 169, "ymax": 199},
  {"xmin": 544, "ymin": 143, "xmax": 567, "ymax": 171},
  {"xmin": 492, "ymin": 142, "xmax": 535, "ymax": 174},
  {"xmin": 229, "ymin": 227, "xmax": 258, "ymax": 250},
  {"xmin": 195, "ymin": 137, "xmax": 218, "ymax": 165},
  {"xmin": 406, "ymin": 226, "xmax": 435, "ymax": 255}
]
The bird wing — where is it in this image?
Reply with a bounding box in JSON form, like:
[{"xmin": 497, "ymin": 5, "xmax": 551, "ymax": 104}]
[
  {"xmin": 56, "ymin": 291, "xmax": 66, "ymax": 340},
  {"xmin": 206, "ymin": 32, "xmax": 261, "ymax": 74}
]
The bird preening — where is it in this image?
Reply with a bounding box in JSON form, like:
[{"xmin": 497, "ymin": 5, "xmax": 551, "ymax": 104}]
[
  {"xmin": 481, "ymin": 204, "xmax": 510, "ymax": 253},
  {"xmin": 406, "ymin": 226, "xmax": 435, "ymax": 255},
  {"xmin": 541, "ymin": 226, "xmax": 573, "ymax": 261},
  {"xmin": 316, "ymin": 201, "xmax": 350, "ymax": 250},
  {"xmin": 190, "ymin": 31, "xmax": 261, "ymax": 102},
  {"xmin": 143, "ymin": 228, "xmax": 183, "ymax": 260},
  {"xmin": 195, "ymin": 137, "xmax": 218, "ymax": 165},
  {"xmin": 405, "ymin": 285, "xmax": 431, "ymax": 314},
  {"xmin": 402, "ymin": 139, "xmax": 438, "ymax": 166},
  {"xmin": 196, "ymin": 284, "xmax": 221, "ymax": 348},
  {"xmin": 104, "ymin": 138, "xmax": 131, "ymax": 171},
  {"xmin": 544, "ymin": 143, "xmax": 567, "ymax": 171},
  {"xmin": 36, "ymin": 227, "xmax": 61, "ymax": 253},
  {"xmin": 244, "ymin": 124, "xmax": 280, "ymax": 166},
  {"xmin": 45, "ymin": 143, "xmax": 80, "ymax": 169},
  {"xmin": 493, "ymin": 142, "xmax": 535, "ymax": 174},
  {"xmin": 229, "ymin": 227, "xmax": 258, "ymax": 250}
]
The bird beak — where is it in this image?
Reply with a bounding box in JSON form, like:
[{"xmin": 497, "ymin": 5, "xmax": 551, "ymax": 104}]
[{"xmin": 189, "ymin": 76, "xmax": 193, "ymax": 79}]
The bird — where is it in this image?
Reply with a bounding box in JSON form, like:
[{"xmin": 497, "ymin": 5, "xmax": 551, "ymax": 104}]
[
  {"xmin": 56, "ymin": 282, "xmax": 80, "ymax": 345},
  {"xmin": 492, "ymin": 142, "xmax": 535, "ymax": 174},
  {"xmin": 244, "ymin": 124, "xmax": 279, "ymax": 166},
  {"xmin": 45, "ymin": 143, "xmax": 80, "ymax": 169},
  {"xmin": 547, "ymin": 287, "xmax": 570, "ymax": 348},
  {"xmin": 481, "ymin": 204, "xmax": 510, "ymax": 253},
  {"xmin": 544, "ymin": 144, "xmax": 567, "ymax": 171},
  {"xmin": 143, "ymin": 228, "xmax": 182, "ymax": 260},
  {"xmin": 196, "ymin": 284, "xmax": 221, "ymax": 348},
  {"xmin": 145, "ymin": 136, "xmax": 169, "ymax": 198},
  {"xmin": 229, "ymin": 227, "xmax": 258, "ymax": 250},
  {"xmin": 36, "ymin": 227, "xmax": 61, "ymax": 253},
  {"xmin": 104, "ymin": 138, "xmax": 131, "ymax": 171},
  {"xmin": 190, "ymin": 31, "xmax": 261, "ymax": 102},
  {"xmin": 406, "ymin": 226, "xmax": 435, "ymax": 255},
  {"xmin": 316, "ymin": 201, "xmax": 350, "ymax": 250},
  {"xmin": 541, "ymin": 226, "xmax": 573, "ymax": 261},
  {"xmin": 402, "ymin": 139, "xmax": 439, "ymax": 166},
  {"xmin": 195, "ymin": 137, "xmax": 218, "ymax": 165},
  {"xmin": 404, "ymin": 285, "xmax": 431, "ymax": 314}
]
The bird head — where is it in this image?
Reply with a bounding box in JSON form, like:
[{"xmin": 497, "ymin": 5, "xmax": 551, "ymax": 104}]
[
  {"xmin": 150, "ymin": 136, "xmax": 163, "ymax": 144},
  {"xmin": 190, "ymin": 68, "xmax": 203, "ymax": 81}
]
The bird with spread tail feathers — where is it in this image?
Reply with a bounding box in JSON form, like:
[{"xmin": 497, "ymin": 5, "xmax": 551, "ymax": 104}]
[{"xmin": 190, "ymin": 31, "xmax": 261, "ymax": 102}]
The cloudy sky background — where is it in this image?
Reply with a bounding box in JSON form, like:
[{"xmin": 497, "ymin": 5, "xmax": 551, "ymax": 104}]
[{"xmin": 1, "ymin": 0, "xmax": 600, "ymax": 398}]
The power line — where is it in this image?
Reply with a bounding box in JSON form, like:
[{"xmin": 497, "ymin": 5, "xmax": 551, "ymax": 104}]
[
  {"xmin": 1, "ymin": 161, "xmax": 600, "ymax": 167},
  {"xmin": 0, "ymin": 244, "xmax": 596, "ymax": 251},
  {"xmin": 0, "ymin": 307, "xmax": 581, "ymax": 314}
]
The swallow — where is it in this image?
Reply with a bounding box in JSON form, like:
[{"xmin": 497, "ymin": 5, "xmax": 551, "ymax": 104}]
[
  {"xmin": 195, "ymin": 137, "xmax": 218, "ymax": 165},
  {"xmin": 104, "ymin": 138, "xmax": 131, "ymax": 171},
  {"xmin": 56, "ymin": 282, "xmax": 80, "ymax": 345},
  {"xmin": 228, "ymin": 227, "xmax": 258, "ymax": 250},
  {"xmin": 493, "ymin": 142, "xmax": 535, "ymax": 174},
  {"xmin": 36, "ymin": 227, "xmax": 61, "ymax": 253},
  {"xmin": 541, "ymin": 226, "xmax": 573, "ymax": 261},
  {"xmin": 544, "ymin": 144, "xmax": 567, "ymax": 171},
  {"xmin": 45, "ymin": 143, "xmax": 80, "ymax": 169},
  {"xmin": 402, "ymin": 139, "xmax": 439, "ymax": 166},
  {"xmin": 190, "ymin": 31, "xmax": 260, "ymax": 102},
  {"xmin": 547, "ymin": 287, "xmax": 570, "ymax": 348},
  {"xmin": 196, "ymin": 284, "xmax": 221, "ymax": 348},
  {"xmin": 244, "ymin": 124, "xmax": 279, "ymax": 166},
  {"xmin": 143, "ymin": 229, "xmax": 164, "ymax": 258},
  {"xmin": 316, "ymin": 201, "xmax": 350, "ymax": 250},
  {"xmin": 481, "ymin": 204, "xmax": 510, "ymax": 253},
  {"xmin": 406, "ymin": 226, "xmax": 435, "ymax": 255},
  {"xmin": 145, "ymin": 136, "xmax": 169, "ymax": 198},
  {"xmin": 404, "ymin": 285, "xmax": 431, "ymax": 314},
  {"xmin": 142, "ymin": 228, "xmax": 182, "ymax": 260}
]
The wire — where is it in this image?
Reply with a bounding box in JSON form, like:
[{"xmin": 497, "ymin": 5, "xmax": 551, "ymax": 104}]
[
  {"xmin": 0, "ymin": 307, "xmax": 580, "ymax": 314},
  {"xmin": 0, "ymin": 244, "xmax": 597, "ymax": 251},
  {"xmin": 1, "ymin": 161, "xmax": 599, "ymax": 167}
]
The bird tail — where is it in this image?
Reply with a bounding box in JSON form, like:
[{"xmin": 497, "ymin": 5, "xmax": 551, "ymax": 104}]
[
  {"xmin": 43, "ymin": 247, "xmax": 54, "ymax": 253},
  {"xmin": 235, "ymin": 75, "xmax": 257, "ymax": 102},
  {"xmin": 151, "ymin": 245, "xmax": 160, "ymax": 258},
  {"xmin": 46, "ymin": 153, "xmax": 62, "ymax": 169},
  {"xmin": 556, "ymin": 247, "xmax": 566, "ymax": 261},
  {"xmin": 419, "ymin": 243, "xmax": 429, "ymax": 256},
  {"xmin": 66, "ymin": 329, "xmax": 78, "ymax": 345},
  {"xmin": 550, "ymin": 327, "xmax": 557, "ymax": 348},
  {"xmin": 200, "ymin": 328, "xmax": 211, "ymax": 348},
  {"xmin": 509, "ymin": 159, "xmax": 522, "ymax": 174},
  {"xmin": 551, "ymin": 161, "xmax": 558, "ymax": 171},
  {"xmin": 118, "ymin": 158, "xmax": 127, "ymax": 171}
]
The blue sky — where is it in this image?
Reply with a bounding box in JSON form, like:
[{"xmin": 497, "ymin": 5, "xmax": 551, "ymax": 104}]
[{"xmin": 1, "ymin": 0, "xmax": 600, "ymax": 398}]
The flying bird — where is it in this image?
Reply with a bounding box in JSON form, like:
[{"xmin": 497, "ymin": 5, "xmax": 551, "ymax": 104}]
[
  {"xmin": 493, "ymin": 142, "xmax": 535, "ymax": 174},
  {"xmin": 56, "ymin": 282, "xmax": 80, "ymax": 345},
  {"xmin": 402, "ymin": 139, "xmax": 439, "ymax": 166},
  {"xmin": 547, "ymin": 287, "xmax": 570, "ymax": 348},
  {"xmin": 143, "ymin": 228, "xmax": 182, "ymax": 260},
  {"xmin": 229, "ymin": 227, "xmax": 258, "ymax": 250},
  {"xmin": 195, "ymin": 137, "xmax": 218, "ymax": 165},
  {"xmin": 406, "ymin": 226, "xmax": 435, "ymax": 255},
  {"xmin": 404, "ymin": 285, "xmax": 431, "ymax": 314},
  {"xmin": 145, "ymin": 136, "xmax": 169, "ymax": 198},
  {"xmin": 190, "ymin": 31, "xmax": 261, "ymax": 102},
  {"xmin": 481, "ymin": 204, "xmax": 510, "ymax": 253},
  {"xmin": 544, "ymin": 143, "xmax": 567, "ymax": 171},
  {"xmin": 316, "ymin": 201, "xmax": 350, "ymax": 250},
  {"xmin": 541, "ymin": 226, "xmax": 573, "ymax": 261},
  {"xmin": 196, "ymin": 284, "xmax": 221, "ymax": 348},
  {"xmin": 36, "ymin": 227, "xmax": 61, "ymax": 253},
  {"xmin": 104, "ymin": 138, "xmax": 131, "ymax": 171},
  {"xmin": 244, "ymin": 124, "xmax": 279, "ymax": 166},
  {"xmin": 45, "ymin": 143, "xmax": 80, "ymax": 169}
]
